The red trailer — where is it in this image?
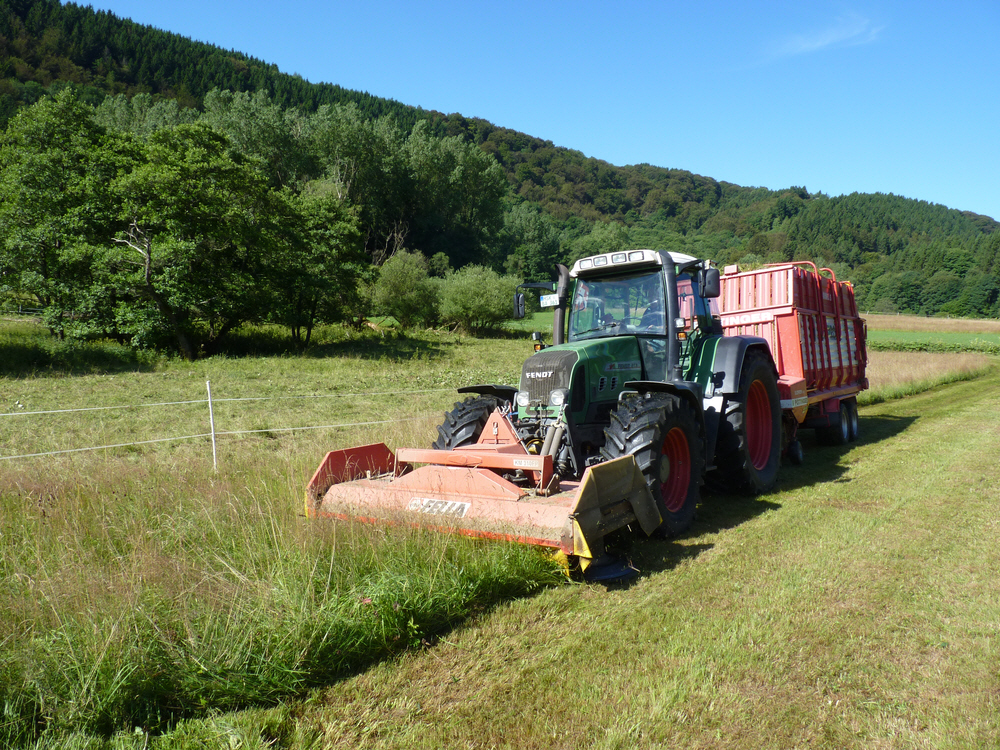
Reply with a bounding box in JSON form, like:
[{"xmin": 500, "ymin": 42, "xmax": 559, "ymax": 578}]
[{"xmin": 719, "ymin": 261, "xmax": 868, "ymax": 453}]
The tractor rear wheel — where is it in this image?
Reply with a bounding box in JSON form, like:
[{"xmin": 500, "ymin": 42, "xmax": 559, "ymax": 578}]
[
  {"xmin": 710, "ymin": 348, "xmax": 781, "ymax": 494},
  {"xmin": 601, "ymin": 392, "xmax": 704, "ymax": 536},
  {"xmin": 432, "ymin": 395, "xmax": 504, "ymax": 450}
]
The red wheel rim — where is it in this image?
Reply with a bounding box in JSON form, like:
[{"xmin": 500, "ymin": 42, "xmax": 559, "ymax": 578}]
[
  {"xmin": 746, "ymin": 380, "xmax": 772, "ymax": 470},
  {"xmin": 660, "ymin": 427, "xmax": 691, "ymax": 513}
]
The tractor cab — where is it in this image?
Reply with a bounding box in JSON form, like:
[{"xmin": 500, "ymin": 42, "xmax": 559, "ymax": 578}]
[{"xmin": 560, "ymin": 249, "xmax": 721, "ymax": 383}]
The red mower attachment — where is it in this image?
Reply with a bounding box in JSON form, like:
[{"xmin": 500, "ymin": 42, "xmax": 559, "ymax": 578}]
[{"xmin": 305, "ymin": 409, "xmax": 661, "ymax": 573}]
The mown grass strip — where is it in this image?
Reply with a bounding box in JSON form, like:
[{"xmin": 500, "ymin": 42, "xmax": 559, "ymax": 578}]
[{"xmin": 867, "ymin": 336, "xmax": 1000, "ymax": 355}]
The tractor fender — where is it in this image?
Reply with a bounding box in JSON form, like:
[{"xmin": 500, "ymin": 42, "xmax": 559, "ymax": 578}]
[
  {"xmin": 621, "ymin": 380, "xmax": 709, "ymax": 452},
  {"xmin": 622, "ymin": 380, "xmax": 704, "ymax": 412},
  {"xmin": 457, "ymin": 384, "xmax": 518, "ymax": 403},
  {"xmin": 711, "ymin": 336, "xmax": 775, "ymax": 394},
  {"xmin": 618, "ymin": 380, "xmax": 712, "ymax": 477}
]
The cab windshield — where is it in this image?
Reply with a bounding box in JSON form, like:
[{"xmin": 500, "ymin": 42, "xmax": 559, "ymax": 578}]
[{"xmin": 568, "ymin": 269, "xmax": 667, "ymax": 341}]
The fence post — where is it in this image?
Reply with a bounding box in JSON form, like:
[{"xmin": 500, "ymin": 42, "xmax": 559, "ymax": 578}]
[{"xmin": 206, "ymin": 380, "xmax": 218, "ymax": 472}]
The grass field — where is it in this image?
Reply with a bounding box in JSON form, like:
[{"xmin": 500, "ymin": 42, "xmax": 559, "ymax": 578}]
[
  {"xmin": 1, "ymin": 316, "xmax": 998, "ymax": 748},
  {"xmin": 864, "ymin": 314, "xmax": 1000, "ymax": 355},
  {"xmin": 864, "ymin": 313, "xmax": 1000, "ymax": 334}
]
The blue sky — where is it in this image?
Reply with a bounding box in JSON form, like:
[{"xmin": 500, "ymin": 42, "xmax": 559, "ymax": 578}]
[{"xmin": 92, "ymin": 1, "xmax": 1000, "ymax": 220}]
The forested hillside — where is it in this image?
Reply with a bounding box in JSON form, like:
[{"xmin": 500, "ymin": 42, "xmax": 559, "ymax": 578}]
[{"xmin": 2, "ymin": 0, "xmax": 998, "ymax": 352}]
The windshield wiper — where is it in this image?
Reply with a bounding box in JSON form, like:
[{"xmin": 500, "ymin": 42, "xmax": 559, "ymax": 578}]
[{"xmin": 574, "ymin": 321, "xmax": 626, "ymax": 336}]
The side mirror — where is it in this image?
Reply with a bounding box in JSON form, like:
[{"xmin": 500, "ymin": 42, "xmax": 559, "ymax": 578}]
[
  {"xmin": 699, "ymin": 268, "xmax": 721, "ymax": 298},
  {"xmin": 513, "ymin": 292, "xmax": 526, "ymax": 319}
]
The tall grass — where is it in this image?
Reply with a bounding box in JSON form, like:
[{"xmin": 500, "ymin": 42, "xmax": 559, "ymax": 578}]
[
  {"xmin": 864, "ymin": 312, "xmax": 1000, "ymax": 355},
  {"xmin": 864, "ymin": 312, "xmax": 1000, "ymax": 334},
  {"xmin": 861, "ymin": 350, "xmax": 995, "ymax": 405},
  {"xmin": 0, "ymin": 462, "xmax": 560, "ymax": 745},
  {"xmin": 0, "ymin": 320, "xmax": 560, "ymax": 746}
]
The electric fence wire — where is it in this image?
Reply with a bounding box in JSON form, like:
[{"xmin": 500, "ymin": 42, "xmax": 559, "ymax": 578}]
[{"xmin": 0, "ymin": 384, "xmax": 457, "ymax": 461}]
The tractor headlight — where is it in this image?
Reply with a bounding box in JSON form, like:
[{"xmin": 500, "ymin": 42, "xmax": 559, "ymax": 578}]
[
  {"xmin": 515, "ymin": 390, "xmax": 530, "ymax": 408},
  {"xmin": 548, "ymin": 388, "xmax": 569, "ymax": 407}
]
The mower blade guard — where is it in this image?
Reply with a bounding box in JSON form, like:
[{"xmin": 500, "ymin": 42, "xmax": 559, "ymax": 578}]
[{"xmin": 306, "ymin": 442, "xmax": 659, "ymax": 567}]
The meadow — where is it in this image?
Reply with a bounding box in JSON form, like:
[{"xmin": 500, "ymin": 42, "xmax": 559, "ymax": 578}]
[
  {"xmin": 1, "ymin": 313, "xmax": 997, "ymax": 748},
  {"xmin": 863, "ymin": 313, "xmax": 1000, "ymax": 355},
  {"xmin": 863, "ymin": 313, "xmax": 1000, "ymax": 334}
]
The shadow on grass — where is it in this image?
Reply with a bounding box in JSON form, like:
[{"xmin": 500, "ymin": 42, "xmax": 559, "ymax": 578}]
[
  {"xmin": 0, "ymin": 339, "xmax": 163, "ymax": 378},
  {"xmin": 775, "ymin": 413, "xmax": 918, "ymax": 493},
  {"xmin": 302, "ymin": 334, "xmax": 447, "ymax": 362},
  {"xmin": 610, "ymin": 494, "xmax": 781, "ymax": 586},
  {"xmin": 605, "ymin": 413, "xmax": 920, "ymax": 586},
  {"xmin": 0, "ymin": 321, "xmax": 463, "ymax": 377}
]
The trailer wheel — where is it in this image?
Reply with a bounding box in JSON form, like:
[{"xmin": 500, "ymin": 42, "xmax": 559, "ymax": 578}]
[
  {"xmin": 846, "ymin": 398, "xmax": 859, "ymax": 442},
  {"xmin": 711, "ymin": 348, "xmax": 781, "ymax": 494},
  {"xmin": 601, "ymin": 393, "xmax": 704, "ymax": 536},
  {"xmin": 432, "ymin": 395, "xmax": 504, "ymax": 450},
  {"xmin": 818, "ymin": 401, "xmax": 851, "ymax": 446}
]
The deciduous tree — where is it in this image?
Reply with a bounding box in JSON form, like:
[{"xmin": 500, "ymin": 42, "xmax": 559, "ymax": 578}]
[
  {"xmin": 104, "ymin": 123, "xmax": 281, "ymax": 358},
  {"xmin": 0, "ymin": 89, "xmax": 133, "ymax": 336}
]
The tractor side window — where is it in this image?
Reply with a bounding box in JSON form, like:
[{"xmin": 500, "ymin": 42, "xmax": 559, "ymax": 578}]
[
  {"xmin": 569, "ymin": 280, "xmax": 602, "ymax": 337},
  {"xmin": 676, "ymin": 276, "xmax": 695, "ymax": 328},
  {"xmin": 677, "ymin": 274, "xmax": 716, "ymax": 328}
]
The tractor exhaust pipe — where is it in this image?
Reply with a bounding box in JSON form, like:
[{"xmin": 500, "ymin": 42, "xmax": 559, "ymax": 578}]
[{"xmin": 553, "ymin": 263, "xmax": 570, "ymax": 345}]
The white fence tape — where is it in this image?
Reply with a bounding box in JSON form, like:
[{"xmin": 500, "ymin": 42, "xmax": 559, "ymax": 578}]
[
  {"xmin": 0, "ymin": 388, "xmax": 453, "ymax": 419},
  {"xmin": 0, "ymin": 384, "xmax": 451, "ymax": 463}
]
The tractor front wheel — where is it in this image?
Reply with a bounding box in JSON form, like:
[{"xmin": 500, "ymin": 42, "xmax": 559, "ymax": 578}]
[
  {"xmin": 601, "ymin": 393, "xmax": 704, "ymax": 536},
  {"xmin": 433, "ymin": 395, "xmax": 504, "ymax": 450}
]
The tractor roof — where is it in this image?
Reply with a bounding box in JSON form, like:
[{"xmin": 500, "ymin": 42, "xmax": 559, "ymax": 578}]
[{"xmin": 570, "ymin": 249, "xmax": 698, "ymax": 278}]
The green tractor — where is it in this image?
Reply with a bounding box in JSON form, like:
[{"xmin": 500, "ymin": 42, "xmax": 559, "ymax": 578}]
[{"xmin": 432, "ymin": 249, "xmax": 783, "ymax": 536}]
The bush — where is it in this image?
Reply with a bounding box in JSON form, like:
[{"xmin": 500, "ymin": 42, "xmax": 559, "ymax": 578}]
[
  {"xmin": 372, "ymin": 251, "xmax": 440, "ymax": 329},
  {"xmin": 438, "ymin": 265, "xmax": 520, "ymax": 334}
]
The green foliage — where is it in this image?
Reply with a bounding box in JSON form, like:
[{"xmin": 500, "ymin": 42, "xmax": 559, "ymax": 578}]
[
  {"xmin": 101, "ymin": 122, "xmax": 280, "ymax": 358},
  {"xmin": 0, "ymin": 0, "xmax": 419, "ymax": 128},
  {"xmin": 92, "ymin": 92, "xmax": 198, "ymax": 140},
  {"xmin": 427, "ymin": 251, "xmax": 453, "ymax": 278},
  {"xmin": 403, "ymin": 122, "xmax": 508, "ymax": 268},
  {"xmin": 372, "ymin": 250, "xmax": 440, "ymax": 329},
  {"xmin": 438, "ymin": 265, "xmax": 521, "ymax": 334},
  {"xmin": 564, "ymin": 220, "xmax": 632, "ymax": 264},
  {"xmin": 2, "ymin": 0, "xmax": 1000, "ymax": 334},
  {"xmin": 736, "ymin": 253, "xmax": 765, "ymax": 271},
  {"xmin": 0, "ymin": 89, "xmax": 123, "ymax": 336},
  {"xmin": 0, "ymin": 87, "xmax": 518, "ymax": 355},
  {"xmin": 273, "ymin": 183, "xmax": 366, "ymax": 346},
  {"xmin": 201, "ymin": 88, "xmax": 311, "ymax": 189},
  {"xmin": 500, "ymin": 201, "xmax": 562, "ymax": 280}
]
